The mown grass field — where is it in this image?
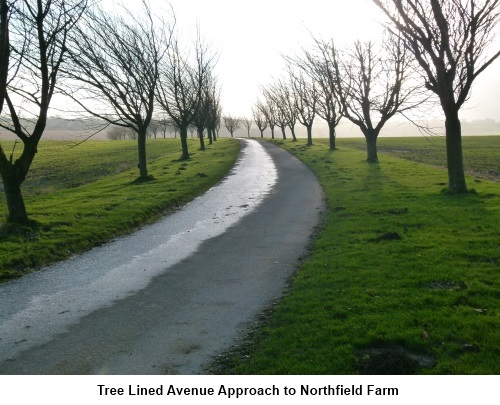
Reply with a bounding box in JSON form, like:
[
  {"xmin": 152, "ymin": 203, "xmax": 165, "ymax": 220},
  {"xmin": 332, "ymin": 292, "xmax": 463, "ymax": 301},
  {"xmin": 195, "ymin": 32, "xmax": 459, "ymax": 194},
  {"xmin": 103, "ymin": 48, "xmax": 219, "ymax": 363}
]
[
  {"xmin": 340, "ymin": 135, "xmax": 499, "ymax": 181},
  {"xmin": 211, "ymin": 135, "xmax": 499, "ymax": 375},
  {"xmin": 0, "ymin": 138, "xmax": 240, "ymax": 281}
]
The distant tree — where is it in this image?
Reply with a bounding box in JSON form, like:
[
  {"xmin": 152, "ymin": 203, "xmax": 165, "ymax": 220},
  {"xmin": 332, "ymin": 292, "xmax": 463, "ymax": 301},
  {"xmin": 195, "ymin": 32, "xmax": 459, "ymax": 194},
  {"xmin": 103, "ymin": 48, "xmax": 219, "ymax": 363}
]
[
  {"xmin": 166, "ymin": 119, "xmax": 179, "ymax": 138},
  {"xmin": 148, "ymin": 120, "xmax": 160, "ymax": 139},
  {"xmin": 373, "ymin": 0, "xmax": 500, "ymax": 193},
  {"xmin": 242, "ymin": 117, "xmax": 253, "ymax": 138},
  {"xmin": 223, "ymin": 115, "xmax": 241, "ymax": 137},
  {"xmin": 205, "ymin": 81, "xmax": 222, "ymax": 144},
  {"xmin": 156, "ymin": 31, "xmax": 214, "ymax": 160},
  {"xmin": 263, "ymin": 81, "xmax": 293, "ymax": 140},
  {"xmin": 290, "ymin": 70, "xmax": 318, "ymax": 146},
  {"xmin": 188, "ymin": 124, "xmax": 196, "ymax": 138},
  {"xmin": 295, "ymin": 38, "xmax": 344, "ymax": 150},
  {"xmin": 257, "ymin": 99, "xmax": 277, "ymax": 139},
  {"xmin": 192, "ymin": 92, "xmax": 210, "ymax": 150},
  {"xmin": 0, "ymin": 0, "xmax": 87, "ymax": 224},
  {"xmin": 252, "ymin": 105, "xmax": 268, "ymax": 138},
  {"xmin": 158, "ymin": 116, "xmax": 178, "ymax": 138},
  {"xmin": 335, "ymin": 37, "xmax": 422, "ymax": 162},
  {"xmin": 107, "ymin": 125, "xmax": 135, "ymax": 140},
  {"xmin": 215, "ymin": 118, "xmax": 221, "ymax": 139},
  {"xmin": 277, "ymin": 79, "xmax": 300, "ymax": 142}
]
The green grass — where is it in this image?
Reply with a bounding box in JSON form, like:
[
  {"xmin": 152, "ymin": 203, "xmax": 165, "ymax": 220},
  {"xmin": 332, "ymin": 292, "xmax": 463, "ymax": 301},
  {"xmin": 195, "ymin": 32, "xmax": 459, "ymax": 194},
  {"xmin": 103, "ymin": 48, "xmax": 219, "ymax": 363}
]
[
  {"xmin": 211, "ymin": 136, "xmax": 500, "ymax": 375},
  {"xmin": 0, "ymin": 138, "xmax": 240, "ymax": 281},
  {"xmin": 340, "ymin": 135, "xmax": 500, "ymax": 181}
]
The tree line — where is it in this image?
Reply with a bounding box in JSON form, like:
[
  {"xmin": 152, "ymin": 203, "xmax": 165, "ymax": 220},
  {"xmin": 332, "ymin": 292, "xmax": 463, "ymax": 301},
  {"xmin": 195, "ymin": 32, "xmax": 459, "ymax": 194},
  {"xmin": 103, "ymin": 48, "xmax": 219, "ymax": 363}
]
[
  {"xmin": 1, "ymin": 0, "xmax": 499, "ymax": 225},
  {"xmin": 0, "ymin": 0, "xmax": 222, "ymax": 224},
  {"xmin": 250, "ymin": 0, "xmax": 500, "ymax": 194}
]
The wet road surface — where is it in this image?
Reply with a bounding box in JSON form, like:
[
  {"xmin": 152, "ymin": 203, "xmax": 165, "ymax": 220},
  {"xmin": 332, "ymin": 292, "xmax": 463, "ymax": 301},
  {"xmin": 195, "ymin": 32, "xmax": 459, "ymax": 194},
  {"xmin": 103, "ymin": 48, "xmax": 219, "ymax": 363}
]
[{"xmin": 0, "ymin": 139, "xmax": 324, "ymax": 374}]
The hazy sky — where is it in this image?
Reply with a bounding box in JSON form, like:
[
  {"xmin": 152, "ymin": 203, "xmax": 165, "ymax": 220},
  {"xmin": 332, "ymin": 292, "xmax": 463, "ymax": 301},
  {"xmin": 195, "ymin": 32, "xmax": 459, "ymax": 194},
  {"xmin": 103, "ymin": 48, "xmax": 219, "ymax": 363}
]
[{"xmin": 100, "ymin": 0, "xmax": 500, "ymax": 125}]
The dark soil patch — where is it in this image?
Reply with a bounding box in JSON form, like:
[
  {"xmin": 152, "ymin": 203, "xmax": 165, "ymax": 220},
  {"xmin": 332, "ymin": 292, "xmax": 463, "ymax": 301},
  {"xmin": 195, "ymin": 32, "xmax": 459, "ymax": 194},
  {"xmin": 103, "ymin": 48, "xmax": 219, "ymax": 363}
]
[
  {"xmin": 372, "ymin": 232, "xmax": 402, "ymax": 242},
  {"xmin": 357, "ymin": 346, "xmax": 435, "ymax": 375},
  {"xmin": 371, "ymin": 208, "xmax": 409, "ymax": 215},
  {"xmin": 131, "ymin": 174, "xmax": 156, "ymax": 184}
]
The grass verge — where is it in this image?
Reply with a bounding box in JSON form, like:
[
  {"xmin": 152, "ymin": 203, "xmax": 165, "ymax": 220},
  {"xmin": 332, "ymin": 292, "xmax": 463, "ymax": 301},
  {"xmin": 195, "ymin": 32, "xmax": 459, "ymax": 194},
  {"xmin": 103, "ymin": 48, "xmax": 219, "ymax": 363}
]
[
  {"xmin": 210, "ymin": 137, "xmax": 500, "ymax": 375},
  {"xmin": 0, "ymin": 138, "xmax": 240, "ymax": 281}
]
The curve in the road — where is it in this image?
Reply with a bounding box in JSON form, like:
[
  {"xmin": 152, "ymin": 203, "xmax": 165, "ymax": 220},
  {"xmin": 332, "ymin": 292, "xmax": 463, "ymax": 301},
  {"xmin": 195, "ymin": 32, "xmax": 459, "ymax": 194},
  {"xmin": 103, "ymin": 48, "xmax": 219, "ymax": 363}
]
[{"xmin": 0, "ymin": 139, "xmax": 324, "ymax": 374}]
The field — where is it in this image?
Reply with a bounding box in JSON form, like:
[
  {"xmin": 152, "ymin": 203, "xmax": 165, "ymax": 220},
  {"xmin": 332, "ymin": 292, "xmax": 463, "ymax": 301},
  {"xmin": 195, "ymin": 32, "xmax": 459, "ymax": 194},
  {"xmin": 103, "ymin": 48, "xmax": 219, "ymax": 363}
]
[
  {"xmin": 210, "ymin": 135, "xmax": 500, "ymax": 374},
  {"xmin": 340, "ymin": 135, "xmax": 499, "ymax": 181},
  {"xmin": 1, "ymin": 135, "xmax": 498, "ymax": 374},
  {"xmin": 0, "ymin": 138, "xmax": 240, "ymax": 280}
]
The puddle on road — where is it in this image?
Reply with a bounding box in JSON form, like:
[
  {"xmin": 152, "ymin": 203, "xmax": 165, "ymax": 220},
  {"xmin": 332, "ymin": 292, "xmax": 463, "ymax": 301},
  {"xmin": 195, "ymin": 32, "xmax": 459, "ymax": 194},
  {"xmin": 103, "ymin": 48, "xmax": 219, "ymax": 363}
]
[{"xmin": 0, "ymin": 139, "xmax": 277, "ymax": 362}]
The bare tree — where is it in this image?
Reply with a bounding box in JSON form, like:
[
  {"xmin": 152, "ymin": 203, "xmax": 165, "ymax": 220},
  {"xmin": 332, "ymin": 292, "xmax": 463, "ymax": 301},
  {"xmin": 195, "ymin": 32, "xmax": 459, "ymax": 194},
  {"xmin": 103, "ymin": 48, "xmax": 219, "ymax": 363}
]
[
  {"xmin": 262, "ymin": 86, "xmax": 283, "ymax": 139},
  {"xmin": 188, "ymin": 124, "xmax": 196, "ymax": 138},
  {"xmin": 148, "ymin": 119, "xmax": 160, "ymax": 139},
  {"xmin": 296, "ymin": 38, "xmax": 344, "ymax": 150},
  {"xmin": 373, "ymin": 0, "xmax": 500, "ymax": 193},
  {"xmin": 165, "ymin": 118, "xmax": 179, "ymax": 138},
  {"xmin": 336, "ymin": 37, "xmax": 422, "ymax": 162},
  {"xmin": 242, "ymin": 117, "xmax": 253, "ymax": 138},
  {"xmin": 289, "ymin": 69, "xmax": 318, "ymax": 146},
  {"xmin": 257, "ymin": 98, "xmax": 277, "ymax": 139},
  {"xmin": 252, "ymin": 105, "xmax": 268, "ymax": 137},
  {"xmin": 155, "ymin": 115, "xmax": 176, "ymax": 138},
  {"xmin": 263, "ymin": 81, "xmax": 294, "ymax": 140},
  {"xmin": 107, "ymin": 125, "xmax": 135, "ymax": 140},
  {"xmin": 62, "ymin": 2, "xmax": 167, "ymax": 180},
  {"xmin": 0, "ymin": 0, "xmax": 87, "ymax": 224},
  {"xmin": 196, "ymin": 74, "xmax": 221, "ymax": 146},
  {"xmin": 156, "ymin": 30, "xmax": 214, "ymax": 160},
  {"xmin": 279, "ymin": 79, "xmax": 300, "ymax": 142},
  {"xmin": 205, "ymin": 81, "xmax": 221, "ymax": 144},
  {"xmin": 223, "ymin": 115, "xmax": 241, "ymax": 137},
  {"xmin": 192, "ymin": 92, "xmax": 210, "ymax": 150}
]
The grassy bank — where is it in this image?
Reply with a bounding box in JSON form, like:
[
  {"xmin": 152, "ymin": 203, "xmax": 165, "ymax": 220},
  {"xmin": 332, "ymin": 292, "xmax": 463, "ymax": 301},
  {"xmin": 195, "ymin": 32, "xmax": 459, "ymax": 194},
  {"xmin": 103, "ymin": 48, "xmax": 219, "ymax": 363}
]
[
  {"xmin": 0, "ymin": 138, "xmax": 240, "ymax": 281},
  {"xmin": 212, "ymin": 136, "xmax": 499, "ymax": 375}
]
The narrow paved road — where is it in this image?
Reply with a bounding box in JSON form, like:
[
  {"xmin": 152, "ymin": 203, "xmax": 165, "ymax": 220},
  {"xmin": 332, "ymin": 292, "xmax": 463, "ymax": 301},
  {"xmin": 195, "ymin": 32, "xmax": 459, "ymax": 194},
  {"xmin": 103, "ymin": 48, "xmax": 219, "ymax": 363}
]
[{"xmin": 0, "ymin": 139, "xmax": 323, "ymax": 374}]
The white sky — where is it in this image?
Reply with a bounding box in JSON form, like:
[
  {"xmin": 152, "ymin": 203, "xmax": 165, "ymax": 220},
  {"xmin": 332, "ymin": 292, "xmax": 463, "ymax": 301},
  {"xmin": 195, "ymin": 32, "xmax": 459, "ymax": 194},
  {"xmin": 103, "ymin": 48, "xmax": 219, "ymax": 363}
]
[
  {"xmin": 163, "ymin": 0, "xmax": 500, "ymax": 122},
  {"xmin": 166, "ymin": 0, "xmax": 384, "ymax": 117}
]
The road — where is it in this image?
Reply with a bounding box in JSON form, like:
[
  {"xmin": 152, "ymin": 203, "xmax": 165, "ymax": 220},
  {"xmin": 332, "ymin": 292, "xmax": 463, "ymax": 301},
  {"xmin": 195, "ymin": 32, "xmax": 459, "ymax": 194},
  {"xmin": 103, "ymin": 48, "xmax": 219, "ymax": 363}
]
[{"xmin": 0, "ymin": 139, "xmax": 324, "ymax": 374}]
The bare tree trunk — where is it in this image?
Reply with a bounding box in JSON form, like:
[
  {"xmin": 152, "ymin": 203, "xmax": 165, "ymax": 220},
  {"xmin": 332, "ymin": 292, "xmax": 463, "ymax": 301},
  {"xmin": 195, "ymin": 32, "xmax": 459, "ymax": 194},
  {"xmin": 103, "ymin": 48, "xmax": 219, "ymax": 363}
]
[
  {"xmin": 364, "ymin": 129, "xmax": 379, "ymax": 163},
  {"xmin": 306, "ymin": 125, "xmax": 313, "ymax": 146},
  {"xmin": 198, "ymin": 128, "xmax": 205, "ymax": 150},
  {"xmin": 270, "ymin": 127, "xmax": 275, "ymax": 139},
  {"xmin": 0, "ymin": 0, "xmax": 8, "ymax": 114},
  {"xmin": 0, "ymin": 121, "xmax": 49, "ymax": 224},
  {"xmin": 137, "ymin": 128, "xmax": 148, "ymax": 178},
  {"xmin": 180, "ymin": 127, "xmax": 189, "ymax": 160},
  {"xmin": 328, "ymin": 122, "xmax": 337, "ymax": 150},
  {"xmin": 290, "ymin": 126, "xmax": 297, "ymax": 142},
  {"xmin": 260, "ymin": 129, "xmax": 264, "ymax": 138},
  {"xmin": 2, "ymin": 173, "xmax": 29, "ymax": 224},
  {"xmin": 445, "ymin": 111, "xmax": 467, "ymax": 193},
  {"xmin": 280, "ymin": 126, "xmax": 287, "ymax": 140},
  {"xmin": 207, "ymin": 128, "xmax": 213, "ymax": 145}
]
